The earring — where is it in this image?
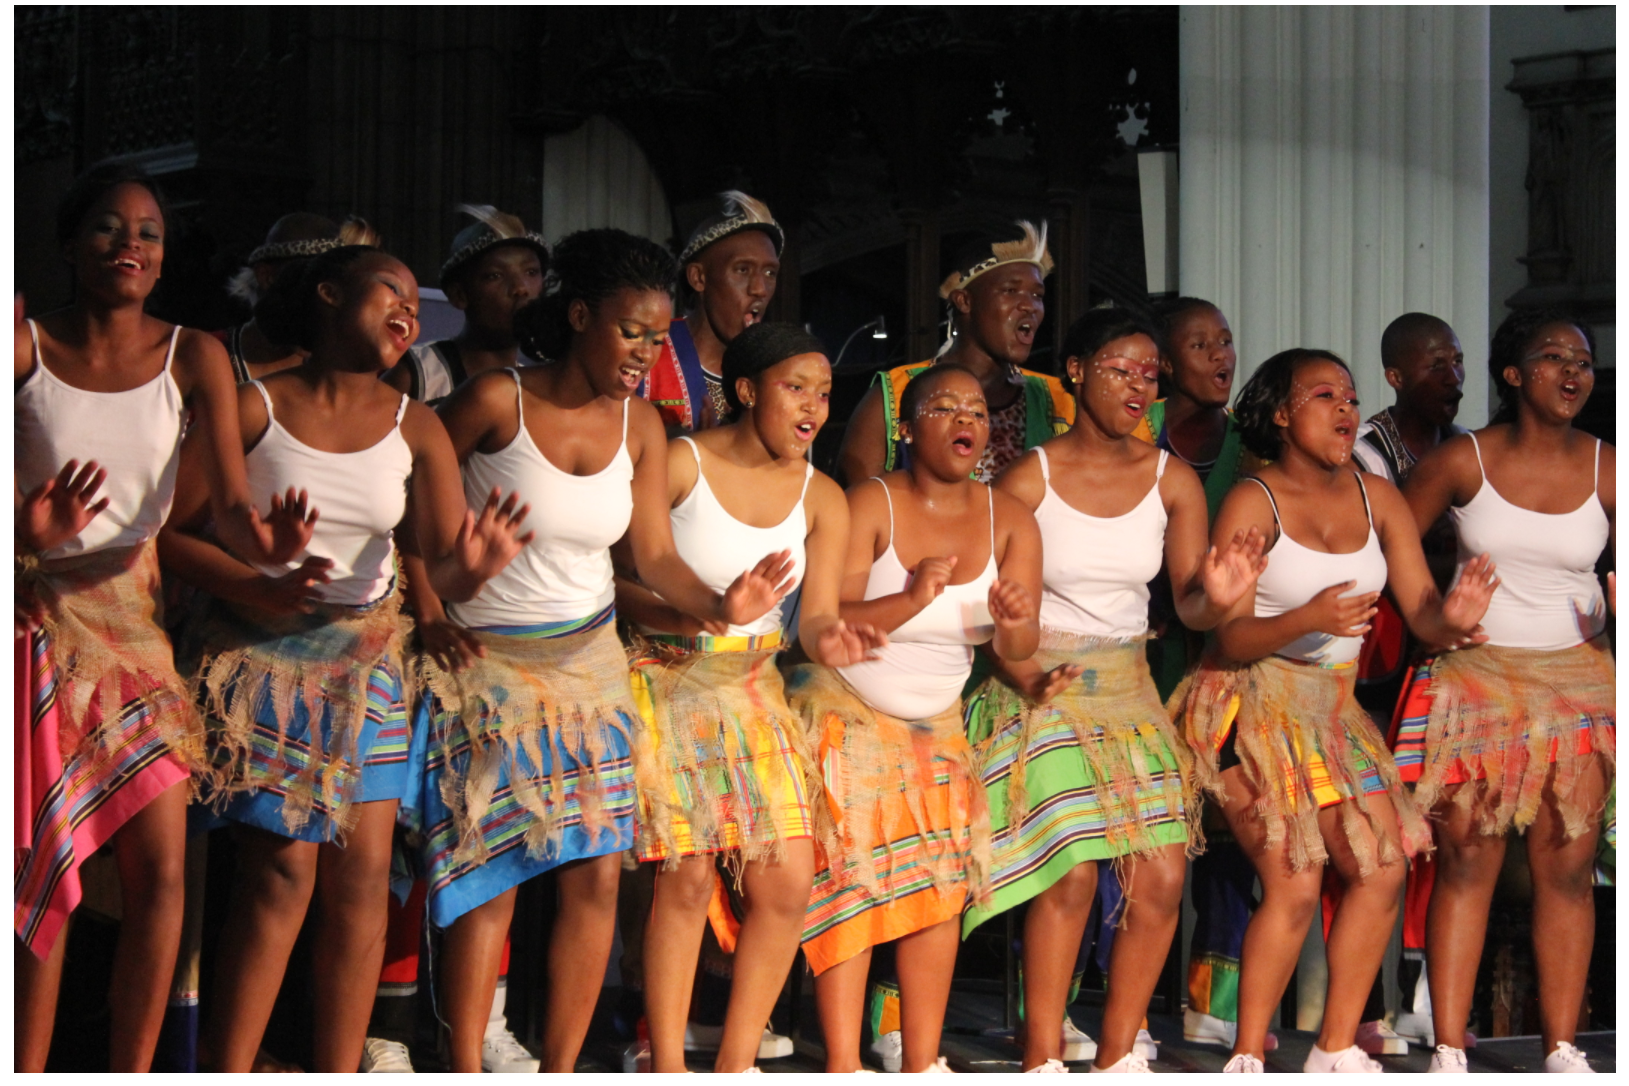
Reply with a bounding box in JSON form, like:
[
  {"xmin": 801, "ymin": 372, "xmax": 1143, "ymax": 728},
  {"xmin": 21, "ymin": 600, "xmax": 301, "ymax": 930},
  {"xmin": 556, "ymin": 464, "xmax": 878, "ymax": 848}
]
[
  {"xmin": 903, "ymin": 435, "xmax": 913, "ymax": 444},
  {"xmin": 744, "ymin": 398, "xmax": 754, "ymax": 408}
]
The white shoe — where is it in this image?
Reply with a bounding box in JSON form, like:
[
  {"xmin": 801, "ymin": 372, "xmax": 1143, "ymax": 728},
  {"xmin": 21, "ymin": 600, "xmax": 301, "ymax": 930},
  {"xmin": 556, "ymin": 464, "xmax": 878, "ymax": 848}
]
[
  {"xmin": 739, "ymin": 1069, "xmax": 763, "ymax": 1075},
  {"xmin": 1221, "ymin": 1053, "xmax": 1264, "ymax": 1073},
  {"xmin": 360, "ymin": 1037, "xmax": 415, "ymax": 1073},
  {"xmin": 1428, "ymin": 1045, "xmax": 1468, "ymax": 1073},
  {"xmin": 1027, "ymin": 1059, "xmax": 1069, "ymax": 1073},
  {"xmin": 481, "ymin": 1026, "xmax": 540, "ymax": 1073},
  {"xmin": 915, "ymin": 1056, "xmax": 955, "ymax": 1073},
  {"xmin": 1544, "ymin": 1042, "xmax": 1595, "ymax": 1073},
  {"xmin": 1091, "ymin": 1052, "xmax": 1151, "ymax": 1073},
  {"xmin": 686, "ymin": 1023, "xmax": 795, "ymax": 1060},
  {"xmin": 1182, "ymin": 1010, "xmax": 1277, "ymax": 1051},
  {"xmin": 1394, "ymin": 1011, "xmax": 1435, "ymax": 1047},
  {"xmin": 1304, "ymin": 1044, "xmax": 1384, "ymax": 1073},
  {"xmin": 1356, "ymin": 1020, "xmax": 1409, "ymax": 1056},
  {"xmin": 869, "ymin": 1030, "xmax": 903, "ymax": 1073},
  {"xmin": 1132, "ymin": 1029, "xmax": 1158, "ymax": 1062},
  {"xmin": 757, "ymin": 1028, "xmax": 795, "ymax": 1060},
  {"xmin": 1061, "ymin": 1016, "xmax": 1098, "ymax": 1062}
]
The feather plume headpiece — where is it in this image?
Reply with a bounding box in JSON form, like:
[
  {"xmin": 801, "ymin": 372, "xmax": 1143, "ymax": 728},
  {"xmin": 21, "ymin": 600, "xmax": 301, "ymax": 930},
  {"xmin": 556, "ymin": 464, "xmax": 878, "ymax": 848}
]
[
  {"xmin": 938, "ymin": 219, "xmax": 1054, "ymax": 299},
  {"xmin": 678, "ymin": 190, "xmax": 785, "ymax": 266},
  {"xmin": 440, "ymin": 203, "xmax": 550, "ymax": 287}
]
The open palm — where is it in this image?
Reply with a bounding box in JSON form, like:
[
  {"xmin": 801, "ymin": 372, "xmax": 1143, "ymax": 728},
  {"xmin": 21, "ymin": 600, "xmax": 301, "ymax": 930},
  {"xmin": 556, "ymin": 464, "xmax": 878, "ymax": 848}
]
[
  {"xmin": 456, "ymin": 488, "xmax": 534, "ymax": 583},
  {"xmin": 1201, "ymin": 526, "xmax": 1269, "ymax": 612},
  {"xmin": 721, "ymin": 550, "xmax": 796, "ymax": 628},
  {"xmin": 1440, "ymin": 553, "xmax": 1498, "ymax": 647},
  {"xmin": 20, "ymin": 460, "xmax": 109, "ymax": 552}
]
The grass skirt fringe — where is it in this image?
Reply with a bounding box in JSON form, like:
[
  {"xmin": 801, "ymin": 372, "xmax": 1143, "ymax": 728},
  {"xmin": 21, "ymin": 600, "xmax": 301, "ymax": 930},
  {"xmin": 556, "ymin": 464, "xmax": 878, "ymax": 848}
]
[
  {"xmin": 1170, "ymin": 653, "xmax": 1427, "ymax": 875},
  {"xmin": 1412, "ymin": 636, "xmax": 1615, "ymax": 840}
]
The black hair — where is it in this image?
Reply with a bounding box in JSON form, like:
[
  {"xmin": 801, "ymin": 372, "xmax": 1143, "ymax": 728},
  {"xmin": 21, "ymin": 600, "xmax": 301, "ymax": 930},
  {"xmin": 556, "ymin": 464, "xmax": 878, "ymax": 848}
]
[
  {"xmin": 516, "ymin": 228, "xmax": 676, "ymax": 361},
  {"xmin": 1487, "ymin": 308, "xmax": 1595, "ymax": 425},
  {"xmin": 1057, "ymin": 307, "xmax": 1158, "ymax": 390},
  {"xmin": 897, "ymin": 362, "xmax": 982, "ymax": 431},
  {"xmin": 1149, "ymin": 296, "xmax": 1222, "ymax": 360},
  {"xmin": 1379, "ymin": 312, "xmax": 1453, "ymax": 371},
  {"xmin": 56, "ymin": 161, "xmax": 171, "ymax": 245},
  {"xmin": 253, "ymin": 244, "xmax": 386, "ymax": 351},
  {"xmin": 721, "ymin": 322, "xmax": 828, "ymax": 420},
  {"xmin": 1233, "ymin": 347, "xmax": 1351, "ymax": 462}
]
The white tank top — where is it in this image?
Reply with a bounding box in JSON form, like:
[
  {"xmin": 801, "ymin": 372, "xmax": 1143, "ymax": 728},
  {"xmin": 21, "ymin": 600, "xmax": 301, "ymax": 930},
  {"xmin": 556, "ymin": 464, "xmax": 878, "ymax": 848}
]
[
  {"xmin": 1035, "ymin": 446, "xmax": 1168, "ymax": 639},
  {"xmin": 246, "ymin": 380, "xmax": 411, "ymax": 607},
  {"xmin": 1249, "ymin": 474, "xmax": 1388, "ymax": 666},
  {"xmin": 1448, "ymin": 433, "xmax": 1608, "ymax": 651},
  {"xmin": 451, "ymin": 372, "xmax": 634, "ymax": 627},
  {"xmin": 653, "ymin": 436, "xmax": 811, "ymax": 638},
  {"xmin": 15, "ymin": 320, "xmax": 184, "ymax": 559},
  {"xmin": 838, "ymin": 479, "xmax": 998, "ymax": 720}
]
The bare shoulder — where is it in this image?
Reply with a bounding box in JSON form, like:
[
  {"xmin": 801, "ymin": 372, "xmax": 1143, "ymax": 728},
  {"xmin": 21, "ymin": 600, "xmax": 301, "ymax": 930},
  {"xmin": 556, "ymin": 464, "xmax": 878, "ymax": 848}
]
[
  {"xmin": 171, "ymin": 324, "xmax": 232, "ymax": 387},
  {"xmin": 1158, "ymin": 454, "xmax": 1205, "ymax": 505},
  {"xmin": 14, "ymin": 317, "xmax": 34, "ymax": 379},
  {"xmin": 805, "ymin": 468, "xmax": 846, "ymax": 509},
  {"xmin": 397, "ymin": 395, "xmax": 450, "ymax": 450},
  {"xmin": 1217, "ymin": 474, "xmax": 1275, "ymax": 531},
  {"xmin": 992, "ymin": 484, "xmax": 1040, "ymax": 535}
]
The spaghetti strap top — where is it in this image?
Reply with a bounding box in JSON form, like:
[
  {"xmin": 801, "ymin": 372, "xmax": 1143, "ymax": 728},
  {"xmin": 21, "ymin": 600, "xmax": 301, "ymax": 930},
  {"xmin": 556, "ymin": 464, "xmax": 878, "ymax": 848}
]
[
  {"xmin": 15, "ymin": 320, "xmax": 185, "ymax": 559},
  {"xmin": 245, "ymin": 380, "xmax": 412, "ymax": 607},
  {"xmin": 1034, "ymin": 446, "xmax": 1168, "ymax": 638},
  {"xmin": 659, "ymin": 436, "xmax": 812, "ymax": 638},
  {"xmin": 1249, "ymin": 473, "xmax": 1387, "ymax": 665},
  {"xmin": 838, "ymin": 479, "xmax": 998, "ymax": 720},
  {"xmin": 452, "ymin": 370, "xmax": 635, "ymax": 627},
  {"xmin": 1447, "ymin": 432, "xmax": 1608, "ymax": 650}
]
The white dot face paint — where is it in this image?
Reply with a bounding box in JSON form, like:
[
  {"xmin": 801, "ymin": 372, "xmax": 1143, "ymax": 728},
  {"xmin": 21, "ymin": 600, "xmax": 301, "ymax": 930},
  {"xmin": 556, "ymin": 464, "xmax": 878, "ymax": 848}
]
[{"xmin": 1282, "ymin": 360, "xmax": 1359, "ymax": 463}]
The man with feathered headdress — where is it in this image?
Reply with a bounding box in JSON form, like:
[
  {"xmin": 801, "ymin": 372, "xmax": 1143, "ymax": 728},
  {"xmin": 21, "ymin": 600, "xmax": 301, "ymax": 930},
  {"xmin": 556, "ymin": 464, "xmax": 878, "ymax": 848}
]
[
  {"xmin": 388, "ymin": 204, "xmax": 550, "ymax": 405},
  {"xmin": 638, "ymin": 190, "xmax": 784, "ymax": 432},
  {"xmin": 837, "ymin": 220, "xmax": 1075, "ymax": 486}
]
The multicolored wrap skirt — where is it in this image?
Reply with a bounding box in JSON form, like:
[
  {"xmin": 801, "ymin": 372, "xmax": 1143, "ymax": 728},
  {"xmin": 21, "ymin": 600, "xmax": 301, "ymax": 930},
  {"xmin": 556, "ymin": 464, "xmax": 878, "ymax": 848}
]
[
  {"xmin": 14, "ymin": 542, "xmax": 201, "ymax": 957},
  {"xmin": 1170, "ymin": 652, "xmax": 1428, "ymax": 875},
  {"xmin": 629, "ymin": 630, "xmax": 814, "ymax": 872},
  {"xmin": 186, "ymin": 583, "xmax": 414, "ymax": 842},
  {"xmin": 962, "ymin": 634, "xmax": 1197, "ymax": 937},
  {"xmin": 1391, "ymin": 636, "xmax": 1615, "ymax": 840},
  {"xmin": 407, "ymin": 607, "xmax": 638, "ymax": 929},
  {"xmin": 790, "ymin": 664, "xmax": 990, "ymax": 976}
]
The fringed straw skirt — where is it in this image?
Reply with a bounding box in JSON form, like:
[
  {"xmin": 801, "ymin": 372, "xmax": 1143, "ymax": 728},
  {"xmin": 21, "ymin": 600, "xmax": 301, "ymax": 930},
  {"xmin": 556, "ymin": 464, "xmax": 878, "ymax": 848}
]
[
  {"xmin": 14, "ymin": 542, "xmax": 201, "ymax": 957},
  {"xmin": 962, "ymin": 634, "xmax": 1197, "ymax": 937},
  {"xmin": 409, "ymin": 606, "xmax": 638, "ymax": 928},
  {"xmin": 1170, "ymin": 653, "xmax": 1428, "ymax": 875},
  {"xmin": 790, "ymin": 664, "xmax": 989, "ymax": 976},
  {"xmin": 1390, "ymin": 636, "xmax": 1614, "ymax": 840}
]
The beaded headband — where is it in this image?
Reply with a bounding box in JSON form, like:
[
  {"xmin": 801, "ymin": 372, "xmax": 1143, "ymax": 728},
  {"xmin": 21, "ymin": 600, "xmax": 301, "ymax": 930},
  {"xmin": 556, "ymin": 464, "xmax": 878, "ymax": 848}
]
[
  {"xmin": 937, "ymin": 220, "xmax": 1054, "ymax": 299},
  {"xmin": 440, "ymin": 203, "xmax": 550, "ymax": 288},
  {"xmin": 678, "ymin": 190, "xmax": 784, "ymax": 267},
  {"xmin": 246, "ymin": 237, "xmax": 343, "ymax": 265}
]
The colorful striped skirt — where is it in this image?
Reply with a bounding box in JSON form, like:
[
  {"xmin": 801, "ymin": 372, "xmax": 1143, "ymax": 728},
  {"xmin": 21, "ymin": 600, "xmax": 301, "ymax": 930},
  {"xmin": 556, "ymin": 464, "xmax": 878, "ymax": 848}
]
[
  {"xmin": 629, "ymin": 630, "xmax": 813, "ymax": 870},
  {"xmin": 410, "ymin": 609, "xmax": 637, "ymax": 929},
  {"xmin": 1170, "ymin": 653, "xmax": 1427, "ymax": 875},
  {"xmin": 1389, "ymin": 636, "xmax": 1614, "ymax": 840},
  {"xmin": 790, "ymin": 664, "xmax": 989, "ymax": 976},
  {"xmin": 962, "ymin": 636, "xmax": 1195, "ymax": 937}
]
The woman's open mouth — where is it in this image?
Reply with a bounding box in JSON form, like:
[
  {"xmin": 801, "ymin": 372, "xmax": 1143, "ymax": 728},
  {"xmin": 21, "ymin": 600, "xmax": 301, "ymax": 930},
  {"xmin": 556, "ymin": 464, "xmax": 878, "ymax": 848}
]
[
  {"xmin": 951, "ymin": 432, "xmax": 976, "ymax": 455},
  {"xmin": 794, "ymin": 420, "xmax": 817, "ymax": 441},
  {"xmin": 1213, "ymin": 368, "xmax": 1232, "ymax": 389},
  {"xmin": 619, "ymin": 362, "xmax": 646, "ymax": 391},
  {"xmin": 1559, "ymin": 380, "xmax": 1581, "ymax": 400},
  {"xmin": 109, "ymin": 255, "xmax": 144, "ymax": 274},
  {"xmin": 1126, "ymin": 397, "xmax": 1147, "ymax": 417},
  {"xmin": 386, "ymin": 317, "xmax": 413, "ymax": 345}
]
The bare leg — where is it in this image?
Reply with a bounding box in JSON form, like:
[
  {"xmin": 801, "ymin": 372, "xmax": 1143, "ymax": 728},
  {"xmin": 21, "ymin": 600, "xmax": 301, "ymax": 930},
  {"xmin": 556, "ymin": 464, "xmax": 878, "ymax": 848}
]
[
  {"xmin": 642, "ymin": 855, "xmax": 715, "ymax": 1072},
  {"xmin": 1020, "ymin": 862, "xmax": 1097, "ymax": 1069},
  {"xmin": 107, "ymin": 778, "xmax": 190, "ymax": 1070},
  {"xmin": 1527, "ymin": 757, "xmax": 1607, "ymax": 1056},
  {"xmin": 542, "ymin": 851, "xmax": 622, "ymax": 1072},
  {"xmin": 714, "ymin": 839, "xmax": 817, "ymax": 1072},
  {"xmin": 15, "ymin": 923, "xmax": 69, "ymax": 1072},
  {"xmin": 1218, "ymin": 764, "xmax": 1324, "ymax": 1063},
  {"xmin": 1095, "ymin": 843, "xmax": 1187, "ymax": 1068},
  {"xmin": 441, "ymin": 887, "xmax": 518, "ymax": 1072},
  {"xmin": 1316, "ymin": 794, "xmax": 1405, "ymax": 1054},
  {"xmin": 813, "ymin": 946, "xmax": 872, "ymax": 1072},
  {"xmin": 310, "ymin": 799, "xmax": 397, "ymax": 1072},
  {"xmin": 205, "ymin": 826, "xmax": 320, "ymax": 1072},
  {"xmin": 1426, "ymin": 787, "xmax": 1506, "ymax": 1051},
  {"xmin": 896, "ymin": 918, "xmax": 961, "ymax": 1073}
]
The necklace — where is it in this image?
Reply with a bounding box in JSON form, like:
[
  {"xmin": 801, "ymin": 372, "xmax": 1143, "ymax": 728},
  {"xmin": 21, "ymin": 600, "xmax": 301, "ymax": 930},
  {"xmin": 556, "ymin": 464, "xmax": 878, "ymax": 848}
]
[{"xmin": 1162, "ymin": 412, "xmax": 1223, "ymax": 469}]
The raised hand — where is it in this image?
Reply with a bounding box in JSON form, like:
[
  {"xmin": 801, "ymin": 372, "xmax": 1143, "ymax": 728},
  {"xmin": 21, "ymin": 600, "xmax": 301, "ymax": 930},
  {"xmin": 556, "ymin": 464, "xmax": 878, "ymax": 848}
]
[
  {"xmin": 1201, "ymin": 525, "xmax": 1268, "ymax": 612},
  {"xmin": 248, "ymin": 555, "xmax": 335, "ymax": 616},
  {"xmin": 455, "ymin": 488, "xmax": 534, "ymax": 585},
  {"xmin": 906, "ymin": 555, "xmax": 958, "ymax": 611},
  {"xmin": 814, "ymin": 619, "xmax": 888, "ymax": 667},
  {"xmin": 18, "ymin": 460, "xmax": 110, "ymax": 552},
  {"xmin": 420, "ymin": 617, "xmax": 488, "ymax": 672},
  {"xmin": 1438, "ymin": 553, "xmax": 1498, "ymax": 649},
  {"xmin": 246, "ymin": 487, "xmax": 321, "ymax": 566},
  {"xmin": 988, "ymin": 577, "xmax": 1037, "ymax": 632},
  {"xmin": 1302, "ymin": 580, "xmax": 1380, "ymax": 639},
  {"xmin": 720, "ymin": 549, "xmax": 796, "ymax": 628}
]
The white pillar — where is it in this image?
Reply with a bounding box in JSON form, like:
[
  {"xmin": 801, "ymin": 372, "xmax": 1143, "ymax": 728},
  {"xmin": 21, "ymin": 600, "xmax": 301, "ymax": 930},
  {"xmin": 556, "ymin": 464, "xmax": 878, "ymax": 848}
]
[{"xmin": 1180, "ymin": 6, "xmax": 1490, "ymax": 426}]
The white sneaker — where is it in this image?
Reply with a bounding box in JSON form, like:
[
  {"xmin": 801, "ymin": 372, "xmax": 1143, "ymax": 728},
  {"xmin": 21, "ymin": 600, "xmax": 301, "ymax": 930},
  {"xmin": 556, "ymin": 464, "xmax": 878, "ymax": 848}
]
[
  {"xmin": 1356, "ymin": 1019, "xmax": 1409, "ymax": 1056},
  {"xmin": 360, "ymin": 1037, "xmax": 415, "ymax": 1073},
  {"xmin": 1304, "ymin": 1044, "xmax": 1384, "ymax": 1073},
  {"xmin": 481, "ymin": 1026, "xmax": 540, "ymax": 1073},
  {"xmin": 687, "ymin": 1023, "xmax": 795, "ymax": 1060},
  {"xmin": 915, "ymin": 1056, "xmax": 955, "ymax": 1073},
  {"xmin": 739, "ymin": 1069, "xmax": 763, "ymax": 1075},
  {"xmin": 869, "ymin": 1030, "xmax": 903, "ymax": 1073},
  {"xmin": 1061, "ymin": 1016, "xmax": 1098, "ymax": 1062},
  {"xmin": 1091, "ymin": 1052, "xmax": 1151, "ymax": 1073},
  {"xmin": 1544, "ymin": 1042, "xmax": 1594, "ymax": 1073},
  {"xmin": 1428, "ymin": 1045, "xmax": 1468, "ymax": 1073},
  {"xmin": 757, "ymin": 1028, "xmax": 795, "ymax": 1060},
  {"xmin": 1026, "ymin": 1059, "xmax": 1069, "ymax": 1073},
  {"xmin": 1221, "ymin": 1053, "xmax": 1264, "ymax": 1073},
  {"xmin": 1394, "ymin": 1011, "xmax": 1435, "ymax": 1047},
  {"xmin": 1183, "ymin": 1010, "xmax": 1278, "ymax": 1052},
  {"xmin": 1132, "ymin": 1029, "xmax": 1158, "ymax": 1062}
]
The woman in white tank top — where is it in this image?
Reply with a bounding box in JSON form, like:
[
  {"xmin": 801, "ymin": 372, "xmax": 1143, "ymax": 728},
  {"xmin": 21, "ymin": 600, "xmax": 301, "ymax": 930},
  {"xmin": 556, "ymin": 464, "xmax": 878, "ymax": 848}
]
[
  {"xmin": 13, "ymin": 165, "xmax": 311, "ymax": 1072},
  {"xmin": 612, "ymin": 322, "xmax": 883, "ymax": 1072},
  {"xmin": 788, "ymin": 364, "xmax": 1043, "ymax": 1073},
  {"xmin": 964, "ymin": 310, "xmax": 1267, "ymax": 1072},
  {"xmin": 1172, "ymin": 349, "xmax": 1496, "ymax": 1073},
  {"xmin": 1399, "ymin": 311, "xmax": 1614, "ymax": 1073},
  {"xmin": 158, "ymin": 244, "xmax": 531, "ymax": 1072}
]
